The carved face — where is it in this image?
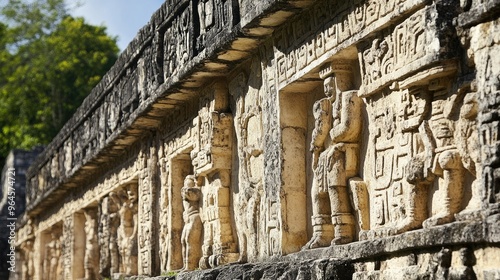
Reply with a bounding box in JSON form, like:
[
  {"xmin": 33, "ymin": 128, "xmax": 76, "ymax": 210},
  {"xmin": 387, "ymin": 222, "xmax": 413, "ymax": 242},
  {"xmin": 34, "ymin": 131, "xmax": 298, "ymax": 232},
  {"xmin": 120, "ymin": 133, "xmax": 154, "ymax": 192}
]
[
  {"xmin": 323, "ymin": 76, "xmax": 336, "ymax": 98},
  {"xmin": 183, "ymin": 176, "xmax": 196, "ymax": 189},
  {"xmin": 127, "ymin": 186, "xmax": 138, "ymax": 203}
]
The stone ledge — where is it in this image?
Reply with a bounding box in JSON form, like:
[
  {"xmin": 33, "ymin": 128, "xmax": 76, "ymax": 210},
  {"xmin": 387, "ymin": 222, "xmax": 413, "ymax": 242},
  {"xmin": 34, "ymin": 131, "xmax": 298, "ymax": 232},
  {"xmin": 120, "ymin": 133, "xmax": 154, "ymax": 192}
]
[
  {"xmin": 132, "ymin": 218, "xmax": 499, "ymax": 279},
  {"xmin": 457, "ymin": 0, "xmax": 500, "ymax": 28}
]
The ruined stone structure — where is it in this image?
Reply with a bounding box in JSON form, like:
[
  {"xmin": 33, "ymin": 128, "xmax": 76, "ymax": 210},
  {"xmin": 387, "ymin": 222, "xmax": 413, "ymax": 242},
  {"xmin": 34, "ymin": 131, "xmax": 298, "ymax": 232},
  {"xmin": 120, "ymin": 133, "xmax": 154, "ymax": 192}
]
[{"xmin": 13, "ymin": 0, "xmax": 500, "ymax": 279}]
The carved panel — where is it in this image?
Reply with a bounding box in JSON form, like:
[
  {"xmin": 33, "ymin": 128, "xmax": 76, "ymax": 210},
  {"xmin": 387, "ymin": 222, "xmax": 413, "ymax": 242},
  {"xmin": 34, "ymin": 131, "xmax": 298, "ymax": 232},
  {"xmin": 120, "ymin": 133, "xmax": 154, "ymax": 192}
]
[
  {"xmin": 260, "ymin": 42, "xmax": 282, "ymax": 257},
  {"xmin": 191, "ymin": 82, "xmax": 238, "ymax": 268},
  {"xmin": 229, "ymin": 66, "xmax": 265, "ymax": 262},
  {"xmin": 41, "ymin": 225, "xmax": 63, "ymax": 280},
  {"xmin": 61, "ymin": 217, "xmax": 72, "ymax": 280},
  {"xmin": 83, "ymin": 208, "xmax": 99, "ymax": 279},
  {"xmin": 358, "ymin": 7, "xmax": 435, "ymax": 96},
  {"xmin": 138, "ymin": 142, "xmax": 159, "ymax": 276},
  {"xmin": 111, "ymin": 184, "xmax": 139, "ymax": 276},
  {"xmin": 192, "ymin": 82, "xmax": 232, "ymax": 176},
  {"xmin": 158, "ymin": 155, "xmax": 170, "ymax": 273},
  {"xmin": 195, "ymin": 0, "xmax": 239, "ymax": 52},
  {"xmin": 121, "ymin": 68, "xmax": 140, "ymax": 123},
  {"xmin": 163, "ymin": 2, "xmax": 193, "ymax": 79},
  {"xmin": 98, "ymin": 197, "xmax": 111, "ymax": 277},
  {"xmin": 274, "ymin": 0, "xmax": 428, "ymax": 88},
  {"xmin": 469, "ymin": 18, "xmax": 500, "ymax": 211}
]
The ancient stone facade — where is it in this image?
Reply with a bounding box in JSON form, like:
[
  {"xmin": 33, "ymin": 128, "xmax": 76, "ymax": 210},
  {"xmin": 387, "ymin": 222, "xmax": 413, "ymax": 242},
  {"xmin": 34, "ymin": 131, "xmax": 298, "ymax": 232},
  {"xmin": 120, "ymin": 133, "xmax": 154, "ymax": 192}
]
[{"xmin": 13, "ymin": 0, "xmax": 500, "ymax": 279}]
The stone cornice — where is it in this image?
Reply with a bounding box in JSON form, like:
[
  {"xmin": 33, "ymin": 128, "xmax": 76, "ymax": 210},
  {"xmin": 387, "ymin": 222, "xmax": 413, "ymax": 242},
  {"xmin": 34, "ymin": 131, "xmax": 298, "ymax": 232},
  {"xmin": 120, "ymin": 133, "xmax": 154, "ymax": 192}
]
[{"xmin": 24, "ymin": 0, "xmax": 315, "ymax": 216}]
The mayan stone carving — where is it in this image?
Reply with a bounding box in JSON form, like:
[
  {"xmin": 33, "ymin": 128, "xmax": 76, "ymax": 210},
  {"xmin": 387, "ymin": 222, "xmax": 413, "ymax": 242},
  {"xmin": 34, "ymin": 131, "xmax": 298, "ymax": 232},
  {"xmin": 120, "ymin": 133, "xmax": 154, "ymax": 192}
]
[
  {"xmin": 20, "ymin": 240, "xmax": 34, "ymax": 279},
  {"xmin": 180, "ymin": 175, "xmax": 203, "ymax": 271},
  {"xmin": 42, "ymin": 228, "xmax": 62, "ymax": 280},
  {"xmin": 110, "ymin": 185, "xmax": 138, "ymax": 276},
  {"xmin": 13, "ymin": 0, "xmax": 500, "ymax": 279},
  {"xmin": 83, "ymin": 208, "xmax": 99, "ymax": 279},
  {"xmin": 304, "ymin": 60, "xmax": 362, "ymax": 249},
  {"xmin": 191, "ymin": 82, "xmax": 238, "ymax": 268},
  {"xmin": 230, "ymin": 65, "xmax": 265, "ymax": 263}
]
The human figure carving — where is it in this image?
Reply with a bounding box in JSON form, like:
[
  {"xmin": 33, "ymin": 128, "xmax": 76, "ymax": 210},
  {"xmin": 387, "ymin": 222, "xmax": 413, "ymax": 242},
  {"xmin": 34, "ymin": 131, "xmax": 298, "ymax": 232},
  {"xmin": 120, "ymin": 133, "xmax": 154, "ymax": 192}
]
[
  {"xmin": 106, "ymin": 193, "xmax": 121, "ymax": 275},
  {"xmin": 21, "ymin": 240, "xmax": 34, "ymax": 280},
  {"xmin": 303, "ymin": 61, "xmax": 362, "ymax": 249},
  {"xmin": 181, "ymin": 175, "xmax": 203, "ymax": 271},
  {"xmin": 456, "ymin": 91, "xmax": 481, "ymax": 215},
  {"xmin": 83, "ymin": 208, "xmax": 99, "ymax": 279},
  {"xmin": 423, "ymin": 92, "xmax": 465, "ymax": 228},
  {"xmin": 43, "ymin": 231, "xmax": 62, "ymax": 280},
  {"xmin": 110, "ymin": 185, "xmax": 138, "ymax": 276}
]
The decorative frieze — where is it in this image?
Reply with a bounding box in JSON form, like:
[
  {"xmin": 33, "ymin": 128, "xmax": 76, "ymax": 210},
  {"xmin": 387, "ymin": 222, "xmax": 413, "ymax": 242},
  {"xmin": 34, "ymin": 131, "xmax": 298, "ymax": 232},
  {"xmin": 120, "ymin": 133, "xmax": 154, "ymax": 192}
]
[{"xmin": 14, "ymin": 0, "xmax": 500, "ymax": 279}]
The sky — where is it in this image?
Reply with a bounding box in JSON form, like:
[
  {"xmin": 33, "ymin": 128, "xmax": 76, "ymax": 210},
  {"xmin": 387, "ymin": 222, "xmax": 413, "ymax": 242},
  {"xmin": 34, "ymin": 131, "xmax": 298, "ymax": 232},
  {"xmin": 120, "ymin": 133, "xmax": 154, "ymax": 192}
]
[{"xmin": 71, "ymin": 0, "xmax": 165, "ymax": 51}]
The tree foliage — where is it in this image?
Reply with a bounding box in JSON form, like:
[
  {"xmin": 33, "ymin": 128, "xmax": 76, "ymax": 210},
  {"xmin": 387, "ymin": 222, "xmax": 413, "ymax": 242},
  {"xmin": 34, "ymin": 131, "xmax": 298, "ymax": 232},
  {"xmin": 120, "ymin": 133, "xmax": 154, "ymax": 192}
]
[{"xmin": 0, "ymin": 0, "xmax": 119, "ymax": 162}]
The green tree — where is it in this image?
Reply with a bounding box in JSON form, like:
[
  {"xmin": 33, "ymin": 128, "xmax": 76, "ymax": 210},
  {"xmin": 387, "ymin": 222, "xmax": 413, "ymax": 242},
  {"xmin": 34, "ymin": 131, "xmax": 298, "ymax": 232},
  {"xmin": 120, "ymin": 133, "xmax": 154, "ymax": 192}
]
[{"xmin": 0, "ymin": 0, "xmax": 119, "ymax": 162}]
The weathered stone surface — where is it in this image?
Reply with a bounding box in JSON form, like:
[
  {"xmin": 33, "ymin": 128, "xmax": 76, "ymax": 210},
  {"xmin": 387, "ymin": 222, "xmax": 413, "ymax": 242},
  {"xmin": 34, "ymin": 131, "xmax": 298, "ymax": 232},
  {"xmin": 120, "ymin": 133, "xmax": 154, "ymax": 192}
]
[{"xmin": 12, "ymin": 0, "xmax": 500, "ymax": 279}]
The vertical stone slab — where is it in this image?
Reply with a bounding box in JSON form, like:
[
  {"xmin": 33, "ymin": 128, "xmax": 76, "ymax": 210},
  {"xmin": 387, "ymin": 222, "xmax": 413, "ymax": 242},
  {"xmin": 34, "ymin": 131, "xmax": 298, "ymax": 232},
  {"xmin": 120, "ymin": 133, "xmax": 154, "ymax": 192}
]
[
  {"xmin": 279, "ymin": 91, "xmax": 308, "ymax": 253},
  {"xmin": 73, "ymin": 212, "xmax": 86, "ymax": 279},
  {"xmin": 33, "ymin": 231, "xmax": 43, "ymax": 280},
  {"xmin": 167, "ymin": 156, "xmax": 193, "ymax": 271},
  {"xmin": 470, "ymin": 18, "xmax": 500, "ymax": 215},
  {"xmin": 62, "ymin": 216, "xmax": 73, "ymax": 279},
  {"xmin": 192, "ymin": 81, "xmax": 238, "ymax": 268},
  {"xmin": 261, "ymin": 41, "xmax": 283, "ymax": 257},
  {"xmin": 138, "ymin": 140, "xmax": 159, "ymax": 276}
]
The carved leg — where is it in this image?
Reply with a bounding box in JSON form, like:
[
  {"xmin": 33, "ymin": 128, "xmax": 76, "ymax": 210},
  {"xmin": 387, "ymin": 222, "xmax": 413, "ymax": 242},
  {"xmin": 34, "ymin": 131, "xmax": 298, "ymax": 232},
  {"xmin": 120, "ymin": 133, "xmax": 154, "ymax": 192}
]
[
  {"xmin": 330, "ymin": 185, "xmax": 355, "ymax": 245},
  {"xmin": 303, "ymin": 215, "xmax": 334, "ymax": 249},
  {"xmin": 303, "ymin": 179, "xmax": 333, "ymax": 249},
  {"xmin": 349, "ymin": 178, "xmax": 370, "ymax": 233},
  {"xmin": 199, "ymin": 221, "xmax": 212, "ymax": 269},
  {"xmin": 424, "ymin": 150, "xmax": 464, "ymax": 228},
  {"xmin": 394, "ymin": 182, "xmax": 428, "ymax": 234},
  {"xmin": 182, "ymin": 216, "xmax": 203, "ymax": 271}
]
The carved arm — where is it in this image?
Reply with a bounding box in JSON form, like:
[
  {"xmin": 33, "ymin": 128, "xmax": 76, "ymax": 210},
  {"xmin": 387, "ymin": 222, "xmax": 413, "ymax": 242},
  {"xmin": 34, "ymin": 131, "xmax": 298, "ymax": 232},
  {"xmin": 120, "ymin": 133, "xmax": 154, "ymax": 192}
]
[{"xmin": 329, "ymin": 91, "xmax": 362, "ymax": 143}]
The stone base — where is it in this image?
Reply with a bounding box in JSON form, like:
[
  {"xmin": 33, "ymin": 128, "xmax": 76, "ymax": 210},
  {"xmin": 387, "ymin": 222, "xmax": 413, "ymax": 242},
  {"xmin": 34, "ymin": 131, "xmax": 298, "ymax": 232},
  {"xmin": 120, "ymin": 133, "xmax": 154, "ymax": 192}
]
[{"xmin": 131, "ymin": 220, "xmax": 499, "ymax": 279}]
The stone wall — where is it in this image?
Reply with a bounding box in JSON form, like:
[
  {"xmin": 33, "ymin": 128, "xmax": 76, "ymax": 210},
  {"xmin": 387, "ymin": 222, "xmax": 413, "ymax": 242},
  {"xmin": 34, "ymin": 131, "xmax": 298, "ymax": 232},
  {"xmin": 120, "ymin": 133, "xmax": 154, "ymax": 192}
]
[{"xmin": 14, "ymin": 0, "xmax": 500, "ymax": 279}]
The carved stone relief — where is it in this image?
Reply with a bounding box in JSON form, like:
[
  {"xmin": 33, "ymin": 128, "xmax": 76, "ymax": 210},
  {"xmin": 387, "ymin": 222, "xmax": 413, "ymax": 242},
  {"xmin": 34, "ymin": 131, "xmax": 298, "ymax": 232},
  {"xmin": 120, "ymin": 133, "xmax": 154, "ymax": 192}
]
[
  {"xmin": 138, "ymin": 141, "xmax": 158, "ymax": 276},
  {"xmin": 42, "ymin": 226, "xmax": 63, "ymax": 280},
  {"xmin": 98, "ymin": 197, "xmax": 111, "ymax": 276},
  {"xmin": 163, "ymin": 5, "xmax": 192, "ymax": 79},
  {"xmin": 159, "ymin": 152, "xmax": 170, "ymax": 273},
  {"xmin": 195, "ymin": 0, "xmax": 239, "ymax": 51},
  {"xmin": 20, "ymin": 239, "xmax": 34, "ymax": 280},
  {"xmin": 13, "ymin": 0, "xmax": 500, "ymax": 278},
  {"xmin": 303, "ymin": 60, "xmax": 362, "ymax": 249},
  {"xmin": 191, "ymin": 82, "xmax": 238, "ymax": 268},
  {"xmin": 110, "ymin": 184, "xmax": 138, "ymax": 276},
  {"xmin": 181, "ymin": 175, "xmax": 203, "ymax": 271},
  {"xmin": 229, "ymin": 65, "xmax": 264, "ymax": 262},
  {"xmin": 83, "ymin": 208, "xmax": 99, "ymax": 279}
]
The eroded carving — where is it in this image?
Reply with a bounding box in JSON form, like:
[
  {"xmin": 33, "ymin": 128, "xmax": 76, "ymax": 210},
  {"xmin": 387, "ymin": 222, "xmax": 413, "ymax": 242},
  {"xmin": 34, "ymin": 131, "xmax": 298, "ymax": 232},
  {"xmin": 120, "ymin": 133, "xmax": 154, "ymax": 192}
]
[
  {"xmin": 20, "ymin": 240, "xmax": 34, "ymax": 280},
  {"xmin": 42, "ymin": 228, "xmax": 62, "ymax": 280},
  {"xmin": 159, "ymin": 157, "xmax": 170, "ymax": 273},
  {"xmin": 230, "ymin": 68, "xmax": 264, "ymax": 263},
  {"xmin": 304, "ymin": 61, "xmax": 362, "ymax": 249},
  {"xmin": 83, "ymin": 208, "xmax": 99, "ymax": 279},
  {"xmin": 418, "ymin": 87, "xmax": 463, "ymax": 228},
  {"xmin": 192, "ymin": 82, "xmax": 238, "ymax": 268},
  {"xmin": 181, "ymin": 175, "xmax": 203, "ymax": 271},
  {"xmin": 110, "ymin": 184, "xmax": 138, "ymax": 276}
]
